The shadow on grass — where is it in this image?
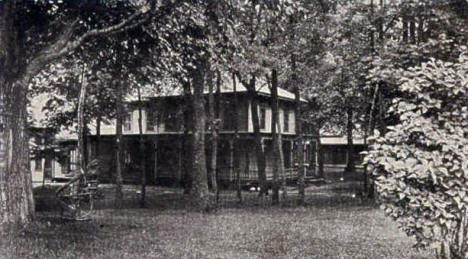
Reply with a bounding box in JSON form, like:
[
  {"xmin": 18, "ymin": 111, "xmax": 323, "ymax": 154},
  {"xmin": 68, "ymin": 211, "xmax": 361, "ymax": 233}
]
[
  {"xmin": 34, "ymin": 181, "xmax": 376, "ymax": 215},
  {"xmin": 2, "ymin": 182, "xmax": 431, "ymax": 259}
]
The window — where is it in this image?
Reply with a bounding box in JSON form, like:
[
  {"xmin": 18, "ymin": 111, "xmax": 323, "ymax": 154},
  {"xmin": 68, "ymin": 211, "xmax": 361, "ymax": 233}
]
[
  {"xmin": 146, "ymin": 109, "xmax": 156, "ymax": 132},
  {"xmin": 164, "ymin": 111, "xmax": 179, "ymax": 132},
  {"xmin": 69, "ymin": 149, "xmax": 77, "ymax": 172},
  {"xmin": 260, "ymin": 105, "xmax": 266, "ymax": 130},
  {"xmin": 123, "ymin": 112, "xmax": 132, "ymax": 132},
  {"xmin": 222, "ymin": 100, "xmax": 236, "ymax": 131},
  {"xmin": 283, "ymin": 109, "xmax": 289, "ymax": 132}
]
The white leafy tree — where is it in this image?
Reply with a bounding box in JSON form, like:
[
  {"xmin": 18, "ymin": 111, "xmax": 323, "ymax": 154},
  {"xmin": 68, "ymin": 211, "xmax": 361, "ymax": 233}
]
[{"xmin": 364, "ymin": 49, "xmax": 468, "ymax": 259}]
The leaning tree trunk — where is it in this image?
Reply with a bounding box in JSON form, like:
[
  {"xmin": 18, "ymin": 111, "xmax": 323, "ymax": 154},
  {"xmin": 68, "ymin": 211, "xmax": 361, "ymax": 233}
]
[
  {"xmin": 207, "ymin": 68, "xmax": 218, "ymax": 194},
  {"xmin": 190, "ymin": 62, "xmax": 211, "ymax": 211},
  {"xmin": 245, "ymin": 76, "xmax": 267, "ymax": 196},
  {"xmin": 0, "ymin": 3, "xmax": 34, "ymax": 228},
  {"xmin": 77, "ymin": 64, "xmax": 88, "ymax": 174}
]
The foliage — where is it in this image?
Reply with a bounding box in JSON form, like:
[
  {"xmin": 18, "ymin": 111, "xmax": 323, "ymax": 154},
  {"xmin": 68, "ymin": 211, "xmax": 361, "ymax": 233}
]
[{"xmin": 364, "ymin": 50, "xmax": 468, "ymax": 257}]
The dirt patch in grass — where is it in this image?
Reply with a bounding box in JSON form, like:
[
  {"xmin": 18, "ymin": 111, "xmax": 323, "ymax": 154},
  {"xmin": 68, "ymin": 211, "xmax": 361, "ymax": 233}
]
[{"xmin": 2, "ymin": 185, "xmax": 434, "ymax": 258}]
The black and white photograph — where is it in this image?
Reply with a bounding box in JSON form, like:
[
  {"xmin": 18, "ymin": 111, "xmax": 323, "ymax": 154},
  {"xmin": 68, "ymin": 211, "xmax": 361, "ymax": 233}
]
[{"xmin": 1, "ymin": 0, "xmax": 467, "ymax": 258}]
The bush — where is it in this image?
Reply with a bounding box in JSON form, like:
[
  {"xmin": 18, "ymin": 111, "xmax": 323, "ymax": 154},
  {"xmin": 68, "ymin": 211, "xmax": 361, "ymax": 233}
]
[{"xmin": 364, "ymin": 51, "xmax": 468, "ymax": 258}]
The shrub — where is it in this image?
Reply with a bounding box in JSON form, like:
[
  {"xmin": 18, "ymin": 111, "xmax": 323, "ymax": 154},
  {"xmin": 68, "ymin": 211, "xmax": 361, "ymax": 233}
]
[{"xmin": 364, "ymin": 51, "xmax": 468, "ymax": 258}]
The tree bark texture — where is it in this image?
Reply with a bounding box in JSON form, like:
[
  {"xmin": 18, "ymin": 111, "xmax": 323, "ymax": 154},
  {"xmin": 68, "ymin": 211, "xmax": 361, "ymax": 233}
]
[
  {"xmin": 0, "ymin": 3, "xmax": 34, "ymax": 228},
  {"xmin": 137, "ymin": 86, "xmax": 146, "ymax": 208},
  {"xmin": 0, "ymin": 2, "xmax": 146, "ymax": 228},
  {"xmin": 182, "ymin": 81, "xmax": 193, "ymax": 194},
  {"xmin": 77, "ymin": 64, "xmax": 88, "ymax": 174},
  {"xmin": 207, "ymin": 69, "xmax": 218, "ymax": 194},
  {"xmin": 216, "ymin": 70, "xmax": 222, "ymax": 202},
  {"xmin": 270, "ymin": 69, "xmax": 285, "ymax": 205},
  {"xmin": 190, "ymin": 62, "xmax": 211, "ymax": 211},
  {"xmin": 232, "ymin": 73, "xmax": 242, "ymax": 203},
  {"xmin": 114, "ymin": 80, "xmax": 124, "ymax": 206},
  {"xmin": 245, "ymin": 76, "xmax": 267, "ymax": 196},
  {"xmin": 292, "ymin": 56, "xmax": 305, "ymax": 205}
]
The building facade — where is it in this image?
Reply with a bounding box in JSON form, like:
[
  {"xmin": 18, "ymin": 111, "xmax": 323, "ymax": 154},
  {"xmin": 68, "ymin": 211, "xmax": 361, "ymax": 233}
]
[{"xmin": 88, "ymin": 85, "xmax": 319, "ymax": 185}]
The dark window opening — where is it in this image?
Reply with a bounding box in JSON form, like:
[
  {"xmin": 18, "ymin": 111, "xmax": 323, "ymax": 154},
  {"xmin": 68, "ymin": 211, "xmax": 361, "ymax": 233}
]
[
  {"xmin": 283, "ymin": 109, "xmax": 289, "ymax": 132},
  {"xmin": 222, "ymin": 100, "xmax": 236, "ymax": 131},
  {"xmin": 146, "ymin": 109, "xmax": 156, "ymax": 132}
]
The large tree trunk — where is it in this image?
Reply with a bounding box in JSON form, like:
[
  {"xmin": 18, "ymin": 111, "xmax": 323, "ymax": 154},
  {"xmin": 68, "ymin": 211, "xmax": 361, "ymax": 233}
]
[
  {"xmin": 137, "ymin": 86, "xmax": 146, "ymax": 208},
  {"xmin": 0, "ymin": 82, "xmax": 34, "ymax": 228},
  {"xmin": 294, "ymin": 89, "xmax": 305, "ymax": 204},
  {"xmin": 215, "ymin": 70, "xmax": 222, "ymax": 201},
  {"xmin": 182, "ymin": 81, "xmax": 193, "ymax": 194},
  {"xmin": 245, "ymin": 76, "xmax": 267, "ymax": 196},
  {"xmin": 207, "ymin": 69, "xmax": 218, "ymax": 194},
  {"xmin": 190, "ymin": 62, "xmax": 211, "ymax": 211},
  {"xmin": 114, "ymin": 81, "xmax": 124, "ymax": 206},
  {"xmin": 292, "ymin": 55, "xmax": 305, "ymax": 205},
  {"xmin": 1, "ymin": 2, "xmax": 146, "ymax": 228},
  {"xmin": 270, "ymin": 69, "xmax": 285, "ymax": 205},
  {"xmin": 232, "ymin": 73, "xmax": 242, "ymax": 203},
  {"xmin": 0, "ymin": 3, "xmax": 34, "ymax": 228}
]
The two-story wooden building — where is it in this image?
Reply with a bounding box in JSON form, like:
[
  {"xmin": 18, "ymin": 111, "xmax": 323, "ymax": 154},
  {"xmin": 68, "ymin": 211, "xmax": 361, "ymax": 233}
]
[{"xmin": 87, "ymin": 83, "xmax": 319, "ymax": 185}]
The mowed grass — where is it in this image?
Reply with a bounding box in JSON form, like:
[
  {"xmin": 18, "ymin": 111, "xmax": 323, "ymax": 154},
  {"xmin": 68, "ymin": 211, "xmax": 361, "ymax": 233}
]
[{"xmin": 1, "ymin": 185, "xmax": 434, "ymax": 259}]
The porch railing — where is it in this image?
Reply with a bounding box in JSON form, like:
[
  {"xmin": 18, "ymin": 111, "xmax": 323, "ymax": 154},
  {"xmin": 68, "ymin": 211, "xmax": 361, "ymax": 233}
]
[{"xmin": 217, "ymin": 167, "xmax": 297, "ymax": 183}]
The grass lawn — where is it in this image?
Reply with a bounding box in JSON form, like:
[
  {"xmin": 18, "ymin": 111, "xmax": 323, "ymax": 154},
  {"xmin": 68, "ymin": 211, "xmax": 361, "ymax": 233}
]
[{"xmin": 1, "ymin": 184, "xmax": 435, "ymax": 258}]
